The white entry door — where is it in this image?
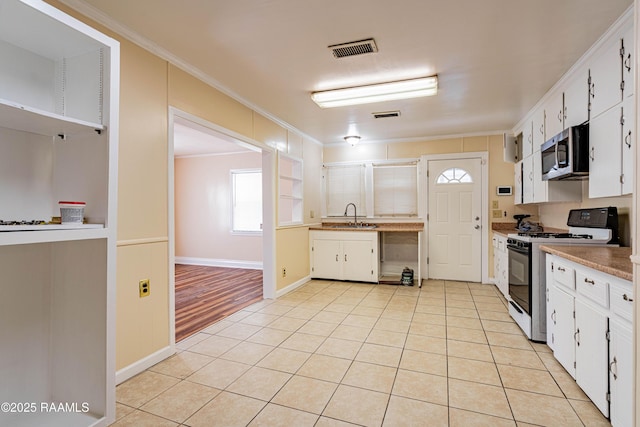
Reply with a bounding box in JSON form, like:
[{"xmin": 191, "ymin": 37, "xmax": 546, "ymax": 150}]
[{"xmin": 427, "ymin": 158, "xmax": 482, "ymax": 281}]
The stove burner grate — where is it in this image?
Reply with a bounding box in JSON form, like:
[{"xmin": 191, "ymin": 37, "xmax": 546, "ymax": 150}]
[{"xmin": 517, "ymin": 231, "xmax": 593, "ymax": 239}]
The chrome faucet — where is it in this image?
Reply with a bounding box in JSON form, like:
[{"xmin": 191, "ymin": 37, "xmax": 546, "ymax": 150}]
[{"xmin": 344, "ymin": 202, "xmax": 358, "ymax": 226}]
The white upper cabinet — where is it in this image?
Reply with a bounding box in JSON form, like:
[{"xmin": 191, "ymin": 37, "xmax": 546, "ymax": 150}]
[
  {"xmin": 588, "ymin": 32, "xmax": 624, "ymax": 119},
  {"xmin": 532, "ymin": 107, "xmax": 546, "ymax": 151},
  {"xmin": 544, "ymin": 91, "xmax": 564, "ymax": 139},
  {"xmin": 564, "ymin": 69, "xmax": 589, "ymax": 128},
  {"xmin": 621, "ymin": 24, "xmax": 634, "ymax": 98},
  {"xmin": 620, "ymin": 95, "xmax": 634, "ymax": 195},
  {"xmin": 587, "ymin": 14, "xmax": 633, "ymax": 199},
  {"xmin": 521, "ymin": 120, "xmax": 533, "ymax": 159}
]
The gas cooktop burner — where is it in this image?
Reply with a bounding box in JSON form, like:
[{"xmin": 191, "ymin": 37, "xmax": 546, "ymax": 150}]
[
  {"xmin": 517, "ymin": 232, "xmax": 593, "ymax": 239},
  {"xmin": 0, "ymin": 220, "xmax": 47, "ymax": 226}
]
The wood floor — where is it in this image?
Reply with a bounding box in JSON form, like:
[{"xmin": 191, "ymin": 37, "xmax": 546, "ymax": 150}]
[{"xmin": 175, "ymin": 264, "xmax": 263, "ymax": 342}]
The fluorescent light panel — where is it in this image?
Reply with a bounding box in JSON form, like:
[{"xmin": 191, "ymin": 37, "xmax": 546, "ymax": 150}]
[{"xmin": 312, "ymin": 76, "xmax": 438, "ymax": 108}]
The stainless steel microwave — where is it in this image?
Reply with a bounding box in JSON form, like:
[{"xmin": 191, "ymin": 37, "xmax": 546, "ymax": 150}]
[{"xmin": 541, "ymin": 123, "xmax": 589, "ymax": 181}]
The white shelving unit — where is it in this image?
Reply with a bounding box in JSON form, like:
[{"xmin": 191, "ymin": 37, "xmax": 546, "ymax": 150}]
[
  {"xmin": 0, "ymin": 1, "xmax": 119, "ymax": 426},
  {"xmin": 278, "ymin": 152, "xmax": 303, "ymax": 225}
]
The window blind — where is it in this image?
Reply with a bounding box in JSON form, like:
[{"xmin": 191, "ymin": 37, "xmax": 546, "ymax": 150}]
[
  {"xmin": 324, "ymin": 164, "xmax": 366, "ymax": 217},
  {"xmin": 373, "ymin": 163, "xmax": 417, "ymax": 216}
]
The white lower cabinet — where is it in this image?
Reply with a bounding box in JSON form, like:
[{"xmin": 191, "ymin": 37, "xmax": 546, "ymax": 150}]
[
  {"xmin": 310, "ymin": 231, "xmax": 378, "ymax": 282},
  {"xmin": 546, "ymin": 254, "xmax": 634, "ymax": 424},
  {"xmin": 551, "ymin": 284, "xmax": 576, "ymax": 377},
  {"xmin": 492, "ymin": 233, "xmax": 508, "ymax": 298},
  {"xmin": 609, "ymin": 319, "xmax": 633, "ymax": 427},
  {"xmin": 574, "ymin": 298, "xmax": 609, "ymax": 417}
]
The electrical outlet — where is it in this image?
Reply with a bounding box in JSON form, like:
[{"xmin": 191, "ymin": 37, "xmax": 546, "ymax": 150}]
[
  {"xmin": 492, "ymin": 209, "xmax": 502, "ymax": 219},
  {"xmin": 282, "ymin": 267, "xmax": 287, "ymax": 278},
  {"xmin": 139, "ymin": 279, "xmax": 150, "ymax": 297},
  {"xmin": 492, "ymin": 200, "xmax": 499, "ymax": 209}
]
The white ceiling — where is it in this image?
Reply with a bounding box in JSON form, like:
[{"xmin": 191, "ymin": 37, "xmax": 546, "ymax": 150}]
[{"xmin": 62, "ymin": 0, "xmax": 633, "ymax": 146}]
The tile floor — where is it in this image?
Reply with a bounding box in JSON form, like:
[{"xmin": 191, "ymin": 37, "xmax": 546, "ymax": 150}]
[{"xmin": 111, "ymin": 279, "xmax": 611, "ymax": 427}]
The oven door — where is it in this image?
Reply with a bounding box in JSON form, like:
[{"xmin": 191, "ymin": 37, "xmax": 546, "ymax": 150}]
[{"xmin": 507, "ymin": 242, "xmax": 531, "ymax": 315}]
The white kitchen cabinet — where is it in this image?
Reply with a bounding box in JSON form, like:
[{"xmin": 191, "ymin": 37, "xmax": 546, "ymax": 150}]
[
  {"xmin": 532, "ymin": 108, "xmax": 546, "ymax": 151},
  {"xmin": 492, "ymin": 233, "xmax": 508, "ymax": 298},
  {"xmin": 609, "ymin": 278, "xmax": 634, "ymax": 427},
  {"xmin": 521, "ymin": 156, "xmax": 534, "ymax": 204},
  {"xmin": 588, "ymin": 34, "xmax": 623, "ymax": 119},
  {"xmin": 609, "ymin": 319, "xmax": 633, "ymax": 427},
  {"xmin": 574, "ymin": 298, "xmax": 609, "ymax": 417},
  {"xmin": 531, "ymin": 150, "xmax": 546, "ymax": 203},
  {"xmin": 0, "ymin": 1, "xmax": 118, "ymax": 427},
  {"xmin": 589, "ymin": 95, "xmax": 634, "ymax": 198},
  {"xmin": 621, "ymin": 95, "xmax": 634, "ymax": 195},
  {"xmin": 545, "ymin": 255, "xmax": 555, "ymax": 351},
  {"xmin": 310, "ymin": 230, "xmax": 378, "ymax": 282},
  {"xmin": 544, "ymin": 91, "xmax": 564, "ymax": 139},
  {"xmin": 551, "ymin": 283, "xmax": 576, "ymax": 377},
  {"xmin": 521, "ymin": 121, "xmax": 534, "ymax": 159},
  {"xmin": 564, "ymin": 70, "xmax": 589, "ymax": 128},
  {"xmin": 513, "ymin": 160, "xmax": 523, "ymax": 205},
  {"xmin": 546, "ymin": 254, "xmax": 634, "ymax": 421},
  {"xmin": 622, "ymin": 25, "xmax": 634, "ymax": 98}
]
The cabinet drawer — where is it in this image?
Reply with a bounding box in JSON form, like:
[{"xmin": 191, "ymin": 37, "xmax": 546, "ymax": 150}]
[
  {"xmin": 610, "ymin": 280, "xmax": 634, "ymax": 322},
  {"xmin": 576, "ymin": 271, "xmax": 609, "ymax": 308},
  {"xmin": 553, "ymin": 261, "xmax": 575, "ymax": 290}
]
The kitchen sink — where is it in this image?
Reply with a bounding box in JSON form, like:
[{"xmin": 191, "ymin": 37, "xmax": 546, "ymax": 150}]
[{"xmin": 325, "ymin": 224, "xmax": 377, "ymax": 230}]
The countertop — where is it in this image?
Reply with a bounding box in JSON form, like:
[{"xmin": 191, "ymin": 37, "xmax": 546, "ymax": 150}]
[
  {"xmin": 491, "ymin": 222, "xmax": 569, "ymax": 237},
  {"xmin": 540, "ymin": 245, "xmax": 633, "ymax": 282},
  {"xmin": 309, "ymin": 222, "xmax": 424, "ymax": 232}
]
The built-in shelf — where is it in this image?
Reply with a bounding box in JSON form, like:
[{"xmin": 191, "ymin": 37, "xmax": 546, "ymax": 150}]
[
  {"xmin": 0, "ymin": 98, "xmax": 104, "ymax": 137},
  {"xmin": 278, "ymin": 152, "xmax": 303, "ymax": 226}
]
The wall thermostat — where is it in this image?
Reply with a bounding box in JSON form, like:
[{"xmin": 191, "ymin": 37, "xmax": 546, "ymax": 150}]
[{"xmin": 496, "ymin": 186, "xmax": 512, "ymax": 196}]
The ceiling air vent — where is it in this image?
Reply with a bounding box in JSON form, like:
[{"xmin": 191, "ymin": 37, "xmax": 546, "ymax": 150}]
[
  {"xmin": 329, "ymin": 38, "xmax": 378, "ymax": 58},
  {"xmin": 372, "ymin": 110, "xmax": 401, "ymax": 119}
]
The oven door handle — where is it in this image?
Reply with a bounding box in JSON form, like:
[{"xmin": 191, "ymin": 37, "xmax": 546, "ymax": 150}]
[{"xmin": 507, "ymin": 245, "xmax": 529, "ymax": 255}]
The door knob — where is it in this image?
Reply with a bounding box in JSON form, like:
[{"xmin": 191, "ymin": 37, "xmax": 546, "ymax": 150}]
[
  {"xmin": 475, "ymin": 216, "xmax": 480, "ymax": 221},
  {"xmin": 474, "ymin": 225, "xmax": 480, "ymax": 230}
]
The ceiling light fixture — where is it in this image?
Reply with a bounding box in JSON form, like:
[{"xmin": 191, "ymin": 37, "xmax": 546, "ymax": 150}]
[
  {"xmin": 311, "ymin": 76, "xmax": 438, "ymax": 108},
  {"xmin": 344, "ymin": 135, "xmax": 361, "ymax": 146}
]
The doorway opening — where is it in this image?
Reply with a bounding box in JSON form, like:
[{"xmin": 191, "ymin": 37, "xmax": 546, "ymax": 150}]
[{"xmin": 168, "ymin": 109, "xmax": 275, "ymax": 344}]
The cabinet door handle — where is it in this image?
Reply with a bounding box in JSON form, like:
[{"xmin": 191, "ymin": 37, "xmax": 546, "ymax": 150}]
[
  {"xmin": 575, "ymin": 329, "xmax": 580, "ymax": 346},
  {"xmin": 625, "ymin": 131, "xmax": 632, "ymax": 148},
  {"xmin": 557, "ymin": 266, "xmax": 566, "ymax": 272},
  {"xmin": 610, "ymin": 356, "xmax": 618, "ymax": 380},
  {"xmin": 344, "ymin": 254, "xmax": 347, "ymax": 262},
  {"xmin": 590, "ymin": 147, "xmax": 595, "ymax": 161},
  {"xmin": 539, "ymin": 124, "xmax": 544, "ymax": 135},
  {"xmin": 625, "ymin": 54, "xmax": 632, "ymax": 72},
  {"xmin": 557, "ymin": 110, "xmax": 563, "ymax": 122},
  {"xmin": 590, "ymin": 82, "xmax": 595, "ymax": 99},
  {"xmin": 623, "ymin": 293, "xmax": 634, "ymax": 302},
  {"xmin": 336, "ymin": 254, "xmax": 339, "ymax": 262},
  {"xmin": 551, "ymin": 309, "xmax": 556, "ymax": 323},
  {"xmin": 584, "ymin": 278, "xmax": 595, "ymax": 285}
]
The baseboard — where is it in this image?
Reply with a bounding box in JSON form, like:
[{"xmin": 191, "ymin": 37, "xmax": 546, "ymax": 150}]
[
  {"xmin": 175, "ymin": 256, "xmax": 263, "ymax": 270},
  {"xmin": 275, "ymin": 275, "xmax": 311, "ymax": 298},
  {"xmin": 115, "ymin": 345, "xmax": 175, "ymax": 385}
]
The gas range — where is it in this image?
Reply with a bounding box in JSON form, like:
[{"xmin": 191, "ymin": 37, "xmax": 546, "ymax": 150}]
[
  {"xmin": 507, "ymin": 207, "xmax": 619, "ymax": 342},
  {"xmin": 507, "ymin": 226, "xmax": 614, "ymax": 245}
]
